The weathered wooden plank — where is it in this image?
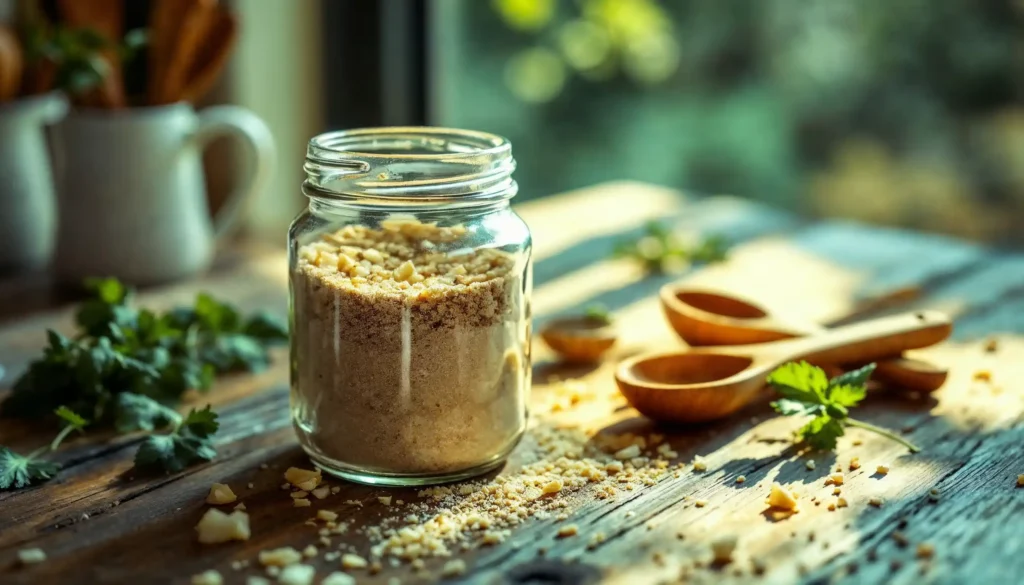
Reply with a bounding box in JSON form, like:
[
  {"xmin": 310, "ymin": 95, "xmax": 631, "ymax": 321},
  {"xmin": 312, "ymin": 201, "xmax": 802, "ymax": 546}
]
[{"xmin": 1, "ymin": 183, "xmax": 1022, "ymax": 585}]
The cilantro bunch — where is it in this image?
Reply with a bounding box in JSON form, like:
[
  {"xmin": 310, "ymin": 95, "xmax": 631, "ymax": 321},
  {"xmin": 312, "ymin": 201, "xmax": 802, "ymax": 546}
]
[
  {"xmin": 0, "ymin": 279, "xmax": 286, "ymax": 489},
  {"xmin": 613, "ymin": 221, "xmax": 729, "ymax": 274},
  {"xmin": 767, "ymin": 362, "xmax": 920, "ymax": 453}
]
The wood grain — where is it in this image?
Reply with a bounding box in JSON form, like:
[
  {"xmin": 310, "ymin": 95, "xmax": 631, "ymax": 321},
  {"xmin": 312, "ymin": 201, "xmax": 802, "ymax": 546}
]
[{"xmin": 0, "ymin": 182, "xmax": 1021, "ymax": 585}]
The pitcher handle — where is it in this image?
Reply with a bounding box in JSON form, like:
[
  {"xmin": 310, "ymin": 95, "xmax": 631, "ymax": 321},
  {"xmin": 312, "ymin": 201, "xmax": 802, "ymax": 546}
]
[{"xmin": 192, "ymin": 105, "xmax": 275, "ymax": 239}]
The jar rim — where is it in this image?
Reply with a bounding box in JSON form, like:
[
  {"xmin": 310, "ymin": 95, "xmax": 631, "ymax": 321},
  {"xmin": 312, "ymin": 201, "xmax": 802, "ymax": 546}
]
[
  {"xmin": 303, "ymin": 127, "xmax": 517, "ymax": 207},
  {"xmin": 307, "ymin": 126, "xmax": 511, "ymax": 162}
]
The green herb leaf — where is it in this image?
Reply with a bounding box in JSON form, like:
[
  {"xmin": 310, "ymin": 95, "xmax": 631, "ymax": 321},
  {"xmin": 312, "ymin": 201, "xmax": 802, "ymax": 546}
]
[
  {"xmin": 180, "ymin": 405, "xmax": 219, "ymax": 437},
  {"xmin": 829, "ymin": 363, "xmax": 876, "ymax": 391},
  {"xmin": 55, "ymin": 406, "xmax": 88, "ymax": 430},
  {"xmin": 133, "ymin": 406, "xmax": 218, "ymax": 473},
  {"xmin": 582, "ymin": 304, "xmax": 613, "ymax": 325},
  {"xmin": 828, "ymin": 384, "xmax": 867, "ymax": 408},
  {"xmin": 0, "ymin": 447, "xmax": 60, "ymax": 490},
  {"xmin": 767, "ymin": 361, "xmax": 919, "ymax": 453},
  {"xmin": 612, "ymin": 222, "xmax": 730, "ymax": 275},
  {"xmin": 114, "ymin": 393, "xmax": 181, "ymax": 433},
  {"xmin": 800, "ymin": 415, "xmax": 845, "ymax": 451},
  {"xmin": 766, "ymin": 361, "xmax": 829, "ymax": 405}
]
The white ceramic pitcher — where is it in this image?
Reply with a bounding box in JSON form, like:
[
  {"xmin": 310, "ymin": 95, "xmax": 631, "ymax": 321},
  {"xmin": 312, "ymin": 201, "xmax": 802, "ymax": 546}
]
[
  {"xmin": 0, "ymin": 93, "xmax": 68, "ymax": 273},
  {"xmin": 51, "ymin": 103, "xmax": 274, "ymax": 285}
]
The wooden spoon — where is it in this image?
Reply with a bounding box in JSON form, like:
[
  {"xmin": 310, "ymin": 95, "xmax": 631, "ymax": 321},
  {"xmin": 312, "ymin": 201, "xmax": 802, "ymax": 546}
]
[
  {"xmin": 660, "ymin": 285, "xmax": 948, "ymax": 392},
  {"xmin": 541, "ymin": 316, "xmax": 617, "ymax": 363},
  {"xmin": 154, "ymin": 0, "xmax": 218, "ymax": 104},
  {"xmin": 179, "ymin": 6, "xmax": 237, "ymax": 104},
  {"xmin": 615, "ymin": 310, "xmax": 952, "ymax": 424},
  {"xmin": 0, "ymin": 25, "xmax": 23, "ymax": 102}
]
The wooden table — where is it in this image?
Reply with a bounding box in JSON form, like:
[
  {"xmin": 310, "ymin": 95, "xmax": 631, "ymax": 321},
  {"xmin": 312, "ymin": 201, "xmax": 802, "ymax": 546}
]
[{"xmin": 2, "ymin": 182, "xmax": 1022, "ymax": 585}]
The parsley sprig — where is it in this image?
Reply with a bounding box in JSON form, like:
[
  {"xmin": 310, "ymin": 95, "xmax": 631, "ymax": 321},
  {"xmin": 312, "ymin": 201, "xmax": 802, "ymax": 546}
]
[
  {"xmin": 0, "ymin": 406, "xmax": 88, "ymax": 489},
  {"xmin": 613, "ymin": 221, "xmax": 729, "ymax": 274},
  {"xmin": 0, "ymin": 278, "xmax": 286, "ymax": 489},
  {"xmin": 767, "ymin": 362, "xmax": 920, "ymax": 453}
]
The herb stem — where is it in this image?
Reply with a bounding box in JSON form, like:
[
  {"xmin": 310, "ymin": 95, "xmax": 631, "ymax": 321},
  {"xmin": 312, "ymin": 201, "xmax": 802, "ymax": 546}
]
[
  {"xmin": 846, "ymin": 418, "xmax": 920, "ymax": 453},
  {"xmin": 49, "ymin": 424, "xmax": 79, "ymax": 452}
]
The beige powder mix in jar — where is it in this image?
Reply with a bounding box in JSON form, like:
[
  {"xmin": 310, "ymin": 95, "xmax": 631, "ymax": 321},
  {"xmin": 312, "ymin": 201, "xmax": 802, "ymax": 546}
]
[{"xmin": 292, "ymin": 219, "xmax": 527, "ymax": 483}]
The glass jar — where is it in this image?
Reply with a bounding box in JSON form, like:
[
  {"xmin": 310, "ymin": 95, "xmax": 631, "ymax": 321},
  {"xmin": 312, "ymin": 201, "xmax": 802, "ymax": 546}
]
[{"xmin": 289, "ymin": 127, "xmax": 532, "ymax": 486}]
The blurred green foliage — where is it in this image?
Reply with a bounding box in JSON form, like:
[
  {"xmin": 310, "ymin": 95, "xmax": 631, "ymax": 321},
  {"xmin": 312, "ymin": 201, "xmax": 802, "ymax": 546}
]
[{"xmin": 437, "ymin": 0, "xmax": 1024, "ymax": 243}]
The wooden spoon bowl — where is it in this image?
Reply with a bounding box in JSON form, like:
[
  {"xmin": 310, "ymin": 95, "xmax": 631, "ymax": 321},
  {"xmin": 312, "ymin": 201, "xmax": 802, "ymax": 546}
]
[{"xmin": 540, "ymin": 316, "xmax": 617, "ymax": 363}]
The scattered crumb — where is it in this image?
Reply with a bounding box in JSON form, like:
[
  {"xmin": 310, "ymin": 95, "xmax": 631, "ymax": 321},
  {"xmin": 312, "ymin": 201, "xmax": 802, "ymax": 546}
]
[
  {"xmin": 294, "ymin": 498, "xmax": 312, "ymax": 508},
  {"xmin": 692, "ymin": 455, "xmax": 708, "ymax": 472},
  {"xmin": 441, "ymin": 559, "xmax": 467, "ymax": 577},
  {"xmin": 893, "ymin": 531, "xmax": 909, "ymax": 547},
  {"xmin": 317, "ymin": 510, "xmax": 339, "ymax": 522},
  {"xmin": 917, "ymin": 543, "xmax": 935, "ymax": 559},
  {"xmin": 284, "ymin": 467, "xmax": 322, "ymax": 491},
  {"xmin": 973, "ymin": 370, "xmax": 992, "ymax": 382},
  {"xmin": 614, "ymin": 445, "xmax": 641, "ymax": 460},
  {"xmin": 827, "ymin": 473, "xmax": 844, "ymax": 486},
  {"xmin": 312, "ymin": 486, "xmax": 331, "ymax": 500},
  {"xmin": 869, "ymin": 497, "xmax": 883, "ymax": 507},
  {"xmin": 542, "ymin": 479, "xmax": 563, "ymax": 494},
  {"xmin": 833, "ymin": 487, "xmax": 842, "ymax": 496},
  {"xmin": 849, "ymin": 457, "xmax": 861, "ymax": 471},
  {"xmin": 343, "ymin": 500, "xmax": 363, "ymax": 507},
  {"xmin": 321, "ymin": 573, "xmax": 356, "ymax": 585},
  {"xmin": 984, "ymin": 339, "xmax": 998, "ymax": 353},
  {"xmin": 694, "ymin": 499, "xmax": 708, "ymax": 508},
  {"xmin": 837, "ymin": 497, "xmax": 848, "ymax": 508},
  {"xmin": 928, "ymin": 488, "xmax": 941, "ymax": 502},
  {"xmin": 378, "ymin": 496, "xmax": 393, "ymax": 506},
  {"xmin": 711, "ymin": 535, "xmax": 738, "ymax": 564},
  {"xmin": 341, "ymin": 554, "xmax": 368, "ymax": 569},
  {"xmin": 278, "ymin": 564, "xmax": 316, "ymax": 585},
  {"xmin": 766, "ymin": 482, "xmax": 799, "ymax": 511},
  {"xmin": 281, "ymin": 483, "xmax": 291, "ymax": 490},
  {"xmin": 588, "ymin": 532, "xmax": 607, "ymax": 549},
  {"xmin": 266, "ymin": 567, "xmax": 281, "ymax": 578},
  {"xmin": 206, "ymin": 483, "xmax": 237, "ymax": 505},
  {"xmin": 805, "ymin": 460, "xmax": 816, "ymax": 471},
  {"xmin": 482, "ymin": 531, "xmax": 506, "ymax": 545},
  {"xmin": 331, "ymin": 486, "xmax": 341, "ymax": 494},
  {"xmin": 876, "ymin": 464, "xmax": 890, "ymax": 475},
  {"xmin": 736, "ymin": 475, "xmax": 746, "ymax": 484},
  {"xmin": 302, "ymin": 545, "xmax": 318, "ymax": 558},
  {"xmin": 196, "ymin": 509, "xmax": 251, "ymax": 544},
  {"xmin": 557, "ymin": 524, "xmax": 579, "ymax": 538},
  {"xmin": 827, "ymin": 503, "xmax": 836, "ymax": 511},
  {"xmin": 1017, "ymin": 475, "xmax": 1024, "ymax": 487},
  {"xmin": 18, "ymin": 548, "xmax": 46, "ymax": 565},
  {"xmin": 234, "ymin": 503, "xmax": 246, "ymax": 511},
  {"xmin": 290, "ymin": 491, "xmax": 309, "ymax": 499},
  {"xmin": 260, "ymin": 547, "xmax": 303, "ymax": 567},
  {"xmin": 248, "ymin": 482, "xmax": 255, "ymax": 489},
  {"xmin": 852, "ymin": 439, "xmax": 863, "ymax": 446},
  {"xmin": 191, "ymin": 570, "xmax": 223, "ymax": 585}
]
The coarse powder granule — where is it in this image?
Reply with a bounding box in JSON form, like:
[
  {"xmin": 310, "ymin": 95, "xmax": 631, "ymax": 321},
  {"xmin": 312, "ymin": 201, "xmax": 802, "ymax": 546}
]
[{"xmin": 291, "ymin": 219, "xmax": 528, "ymax": 476}]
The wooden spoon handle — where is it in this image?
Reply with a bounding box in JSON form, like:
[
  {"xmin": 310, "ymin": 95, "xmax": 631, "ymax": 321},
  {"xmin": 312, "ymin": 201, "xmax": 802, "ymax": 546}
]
[
  {"xmin": 772, "ymin": 310, "xmax": 952, "ymax": 368},
  {"xmin": 179, "ymin": 7, "xmax": 237, "ymax": 104}
]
